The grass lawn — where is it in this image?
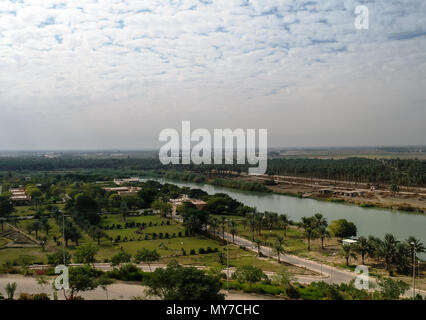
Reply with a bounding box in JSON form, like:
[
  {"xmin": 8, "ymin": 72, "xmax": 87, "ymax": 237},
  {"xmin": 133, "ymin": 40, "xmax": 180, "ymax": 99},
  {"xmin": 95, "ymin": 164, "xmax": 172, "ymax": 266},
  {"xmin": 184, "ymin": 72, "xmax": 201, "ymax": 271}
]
[
  {"xmin": 0, "ymin": 247, "xmax": 49, "ymax": 264},
  {"xmin": 11, "ymin": 204, "xmax": 65, "ymax": 217},
  {"xmin": 0, "ymin": 237, "xmax": 9, "ymax": 247}
]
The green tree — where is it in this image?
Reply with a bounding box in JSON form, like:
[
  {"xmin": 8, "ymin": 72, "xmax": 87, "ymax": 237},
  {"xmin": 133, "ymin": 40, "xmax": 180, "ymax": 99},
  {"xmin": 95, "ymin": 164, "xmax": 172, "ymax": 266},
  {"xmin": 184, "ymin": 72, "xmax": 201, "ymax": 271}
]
[
  {"xmin": 274, "ymin": 242, "xmax": 285, "ymax": 263},
  {"xmin": 279, "ymin": 214, "xmax": 290, "ymax": 236},
  {"xmin": 47, "ymin": 250, "xmax": 72, "ymax": 265},
  {"xmin": 65, "ymin": 266, "xmax": 100, "ymax": 300},
  {"xmin": 341, "ymin": 244, "xmax": 357, "ymax": 266},
  {"xmin": 377, "ymin": 233, "xmax": 399, "ymax": 273},
  {"xmin": 97, "ymin": 274, "xmax": 114, "ymax": 300},
  {"xmin": 0, "ymin": 196, "xmax": 14, "ymax": 232},
  {"xmin": 5, "ymin": 282, "xmax": 17, "ymax": 300},
  {"xmin": 74, "ymin": 243, "xmax": 99, "ymax": 265},
  {"xmin": 328, "ymin": 219, "xmax": 357, "ymax": 239},
  {"xmin": 111, "ymin": 251, "xmax": 132, "ymax": 266},
  {"xmin": 134, "ymin": 249, "xmax": 160, "ymax": 271},
  {"xmin": 232, "ymin": 265, "xmax": 266, "ymax": 287},
  {"xmin": 254, "ymin": 239, "xmax": 262, "ymax": 256},
  {"xmin": 120, "ymin": 200, "xmax": 129, "ymax": 221},
  {"xmin": 26, "ymin": 221, "xmax": 42, "ymax": 238},
  {"xmin": 146, "ymin": 260, "xmax": 224, "ymax": 300},
  {"xmin": 40, "ymin": 217, "xmax": 51, "ymax": 235},
  {"xmin": 377, "ymin": 277, "xmax": 409, "ymax": 300},
  {"xmin": 88, "ymin": 226, "xmax": 106, "ymax": 245},
  {"xmin": 405, "ymin": 236, "xmax": 425, "ymax": 267},
  {"xmin": 389, "ymin": 184, "xmax": 400, "ymax": 194},
  {"xmin": 355, "ymin": 236, "xmax": 372, "ymax": 265},
  {"xmin": 301, "ymin": 216, "xmax": 318, "ymax": 251}
]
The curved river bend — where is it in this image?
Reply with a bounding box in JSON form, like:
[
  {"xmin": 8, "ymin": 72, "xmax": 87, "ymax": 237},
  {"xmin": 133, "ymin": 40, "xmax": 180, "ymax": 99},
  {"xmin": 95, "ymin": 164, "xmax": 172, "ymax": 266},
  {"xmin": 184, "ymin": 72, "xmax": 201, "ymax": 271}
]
[{"xmin": 144, "ymin": 178, "xmax": 426, "ymax": 259}]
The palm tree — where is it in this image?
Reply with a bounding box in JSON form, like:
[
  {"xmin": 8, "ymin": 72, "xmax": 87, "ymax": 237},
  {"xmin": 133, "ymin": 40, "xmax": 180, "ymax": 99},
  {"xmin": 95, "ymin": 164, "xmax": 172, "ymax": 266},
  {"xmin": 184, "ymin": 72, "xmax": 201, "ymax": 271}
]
[
  {"xmin": 355, "ymin": 236, "xmax": 372, "ymax": 265},
  {"xmin": 274, "ymin": 242, "xmax": 284, "ymax": 263},
  {"xmin": 229, "ymin": 220, "xmax": 236, "ymax": 243},
  {"xmin": 120, "ymin": 201, "xmax": 129, "ymax": 222},
  {"xmin": 249, "ymin": 216, "xmax": 256, "ymax": 242},
  {"xmin": 255, "ymin": 213, "xmax": 263, "ymax": 236},
  {"xmin": 89, "ymin": 227, "xmax": 106, "ymax": 245},
  {"xmin": 405, "ymin": 236, "xmax": 425, "ymax": 267},
  {"xmin": 301, "ymin": 216, "xmax": 317, "ymax": 251},
  {"xmin": 241, "ymin": 218, "xmax": 248, "ymax": 231},
  {"xmin": 219, "ymin": 216, "xmax": 227, "ymax": 239},
  {"xmin": 342, "ymin": 244, "xmax": 357, "ymax": 266},
  {"xmin": 276, "ymin": 235, "xmax": 284, "ymax": 247},
  {"xmin": 317, "ymin": 226, "xmax": 329, "ymax": 250},
  {"xmin": 5, "ymin": 282, "xmax": 17, "ymax": 300},
  {"xmin": 279, "ymin": 214, "xmax": 290, "ymax": 236},
  {"xmin": 40, "ymin": 217, "xmax": 51, "ymax": 235},
  {"xmin": 378, "ymin": 233, "xmax": 399, "ymax": 272},
  {"xmin": 209, "ymin": 217, "xmax": 218, "ymax": 236},
  {"xmin": 254, "ymin": 239, "xmax": 262, "ymax": 256},
  {"xmin": 368, "ymin": 235, "xmax": 382, "ymax": 263}
]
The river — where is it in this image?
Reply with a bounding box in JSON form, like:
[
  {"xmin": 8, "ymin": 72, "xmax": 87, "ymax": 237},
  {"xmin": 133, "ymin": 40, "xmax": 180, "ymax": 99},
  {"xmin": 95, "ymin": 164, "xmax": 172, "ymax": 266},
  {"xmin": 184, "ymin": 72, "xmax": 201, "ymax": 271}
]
[{"xmin": 143, "ymin": 178, "xmax": 426, "ymax": 259}]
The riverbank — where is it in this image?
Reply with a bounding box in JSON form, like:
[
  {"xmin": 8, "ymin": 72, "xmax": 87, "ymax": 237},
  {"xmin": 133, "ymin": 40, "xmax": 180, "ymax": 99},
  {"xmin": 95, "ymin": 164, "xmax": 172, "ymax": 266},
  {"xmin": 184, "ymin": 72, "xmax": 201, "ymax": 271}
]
[{"xmin": 230, "ymin": 174, "xmax": 426, "ymax": 214}]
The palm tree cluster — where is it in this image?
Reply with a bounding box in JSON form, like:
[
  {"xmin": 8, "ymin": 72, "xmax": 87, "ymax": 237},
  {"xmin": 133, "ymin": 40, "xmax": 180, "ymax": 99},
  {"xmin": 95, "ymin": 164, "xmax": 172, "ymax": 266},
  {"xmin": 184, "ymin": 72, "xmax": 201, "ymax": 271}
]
[
  {"xmin": 300, "ymin": 213, "xmax": 329, "ymax": 250},
  {"xmin": 351, "ymin": 235, "xmax": 425, "ymax": 274}
]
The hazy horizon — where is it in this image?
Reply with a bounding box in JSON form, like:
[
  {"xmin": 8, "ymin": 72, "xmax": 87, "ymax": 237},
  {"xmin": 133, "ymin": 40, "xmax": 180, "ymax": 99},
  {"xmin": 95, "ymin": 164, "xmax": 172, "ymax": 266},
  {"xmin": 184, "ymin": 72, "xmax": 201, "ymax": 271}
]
[{"xmin": 1, "ymin": 1, "xmax": 425, "ymax": 150}]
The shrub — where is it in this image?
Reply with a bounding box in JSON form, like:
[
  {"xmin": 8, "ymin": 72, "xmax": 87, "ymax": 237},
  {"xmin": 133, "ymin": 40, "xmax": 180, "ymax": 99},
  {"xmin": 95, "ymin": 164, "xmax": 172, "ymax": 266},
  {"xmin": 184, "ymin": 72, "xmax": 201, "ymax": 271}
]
[
  {"xmin": 190, "ymin": 249, "xmax": 196, "ymax": 255},
  {"xmin": 108, "ymin": 263, "xmax": 150, "ymax": 282},
  {"xmin": 111, "ymin": 251, "xmax": 132, "ymax": 266}
]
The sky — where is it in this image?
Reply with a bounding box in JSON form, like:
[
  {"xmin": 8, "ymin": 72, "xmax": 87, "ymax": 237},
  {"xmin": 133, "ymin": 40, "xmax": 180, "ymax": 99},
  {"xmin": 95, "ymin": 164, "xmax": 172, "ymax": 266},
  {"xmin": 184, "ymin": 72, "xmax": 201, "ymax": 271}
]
[{"xmin": 0, "ymin": 0, "xmax": 425, "ymax": 150}]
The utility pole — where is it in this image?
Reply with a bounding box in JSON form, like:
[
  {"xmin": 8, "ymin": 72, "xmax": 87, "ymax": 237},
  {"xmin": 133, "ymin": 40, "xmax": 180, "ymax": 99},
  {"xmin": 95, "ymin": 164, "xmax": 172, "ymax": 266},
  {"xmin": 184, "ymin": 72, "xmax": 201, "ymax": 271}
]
[
  {"xmin": 411, "ymin": 242, "xmax": 416, "ymax": 299},
  {"xmin": 62, "ymin": 210, "xmax": 66, "ymax": 265},
  {"xmin": 226, "ymin": 219, "xmax": 230, "ymax": 292}
]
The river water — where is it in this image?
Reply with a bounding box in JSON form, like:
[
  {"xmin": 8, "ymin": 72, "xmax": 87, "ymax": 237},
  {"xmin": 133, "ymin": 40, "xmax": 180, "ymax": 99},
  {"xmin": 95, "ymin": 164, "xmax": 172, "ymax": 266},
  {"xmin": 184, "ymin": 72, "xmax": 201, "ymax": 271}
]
[{"xmin": 143, "ymin": 178, "xmax": 426, "ymax": 259}]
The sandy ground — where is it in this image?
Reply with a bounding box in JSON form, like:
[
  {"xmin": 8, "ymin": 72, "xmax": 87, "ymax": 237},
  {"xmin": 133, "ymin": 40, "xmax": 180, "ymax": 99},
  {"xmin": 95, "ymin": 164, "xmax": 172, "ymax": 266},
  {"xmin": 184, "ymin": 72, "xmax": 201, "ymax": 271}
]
[{"xmin": 0, "ymin": 274, "xmax": 282, "ymax": 300}]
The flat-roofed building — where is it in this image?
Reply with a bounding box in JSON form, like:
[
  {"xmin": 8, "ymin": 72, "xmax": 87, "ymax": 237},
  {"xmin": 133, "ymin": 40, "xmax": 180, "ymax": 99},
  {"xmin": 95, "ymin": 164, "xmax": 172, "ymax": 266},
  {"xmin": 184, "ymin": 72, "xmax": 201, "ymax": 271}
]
[{"xmin": 113, "ymin": 178, "xmax": 141, "ymax": 185}]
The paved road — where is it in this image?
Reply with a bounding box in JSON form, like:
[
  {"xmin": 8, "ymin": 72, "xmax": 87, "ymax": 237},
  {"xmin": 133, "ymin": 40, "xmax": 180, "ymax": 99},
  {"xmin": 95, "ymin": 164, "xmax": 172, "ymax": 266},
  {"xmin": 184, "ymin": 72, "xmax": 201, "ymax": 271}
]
[
  {"xmin": 216, "ymin": 229, "xmax": 356, "ymax": 284},
  {"xmin": 0, "ymin": 274, "xmax": 280, "ymax": 300},
  {"xmin": 172, "ymin": 213, "xmax": 356, "ymax": 285}
]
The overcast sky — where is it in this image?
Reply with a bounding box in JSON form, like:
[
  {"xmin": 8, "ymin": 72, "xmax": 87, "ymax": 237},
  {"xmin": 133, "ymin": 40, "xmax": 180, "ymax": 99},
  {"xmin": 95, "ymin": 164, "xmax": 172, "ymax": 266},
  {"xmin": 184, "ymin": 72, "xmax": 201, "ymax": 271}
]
[{"xmin": 0, "ymin": 0, "xmax": 425, "ymax": 150}]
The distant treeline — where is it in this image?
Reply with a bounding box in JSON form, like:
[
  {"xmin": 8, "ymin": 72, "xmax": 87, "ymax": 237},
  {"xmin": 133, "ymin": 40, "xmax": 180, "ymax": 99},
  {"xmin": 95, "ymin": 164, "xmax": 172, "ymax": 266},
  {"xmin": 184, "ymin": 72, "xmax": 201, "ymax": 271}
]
[
  {"xmin": 0, "ymin": 156, "xmax": 425, "ymax": 187},
  {"xmin": 210, "ymin": 178, "xmax": 271, "ymax": 192},
  {"xmin": 0, "ymin": 157, "xmax": 164, "ymax": 171},
  {"xmin": 266, "ymin": 158, "xmax": 426, "ymax": 187}
]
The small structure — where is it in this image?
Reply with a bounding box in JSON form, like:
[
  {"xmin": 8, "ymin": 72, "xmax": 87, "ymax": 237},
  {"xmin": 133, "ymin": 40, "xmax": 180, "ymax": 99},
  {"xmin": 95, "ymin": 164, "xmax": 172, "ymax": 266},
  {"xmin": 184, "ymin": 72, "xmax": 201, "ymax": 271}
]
[
  {"xmin": 103, "ymin": 186, "xmax": 141, "ymax": 196},
  {"xmin": 170, "ymin": 195, "xmax": 207, "ymax": 210},
  {"xmin": 113, "ymin": 178, "xmax": 140, "ymax": 185},
  {"xmin": 9, "ymin": 188, "xmax": 31, "ymax": 203},
  {"xmin": 319, "ymin": 189, "xmax": 363, "ymax": 197},
  {"xmin": 342, "ymin": 239, "xmax": 357, "ymax": 246}
]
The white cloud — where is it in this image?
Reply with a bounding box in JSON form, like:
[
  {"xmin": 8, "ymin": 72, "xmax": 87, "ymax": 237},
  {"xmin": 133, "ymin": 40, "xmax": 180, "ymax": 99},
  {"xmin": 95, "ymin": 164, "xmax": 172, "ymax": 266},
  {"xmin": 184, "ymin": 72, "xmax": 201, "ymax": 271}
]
[{"xmin": 0, "ymin": 0, "xmax": 425, "ymax": 149}]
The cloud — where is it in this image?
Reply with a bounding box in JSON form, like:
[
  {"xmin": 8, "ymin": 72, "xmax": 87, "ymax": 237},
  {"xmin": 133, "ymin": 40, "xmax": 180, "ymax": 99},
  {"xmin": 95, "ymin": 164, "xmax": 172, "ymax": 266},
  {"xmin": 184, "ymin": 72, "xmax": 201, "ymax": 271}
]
[{"xmin": 0, "ymin": 0, "xmax": 425, "ymax": 149}]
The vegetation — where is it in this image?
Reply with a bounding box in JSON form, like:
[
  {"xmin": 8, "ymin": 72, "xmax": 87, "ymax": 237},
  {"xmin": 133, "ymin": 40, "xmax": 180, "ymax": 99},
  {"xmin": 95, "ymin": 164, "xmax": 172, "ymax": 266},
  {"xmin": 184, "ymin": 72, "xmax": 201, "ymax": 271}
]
[{"xmin": 144, "ymin": 260, "xmax": 224, "ymax": 300}]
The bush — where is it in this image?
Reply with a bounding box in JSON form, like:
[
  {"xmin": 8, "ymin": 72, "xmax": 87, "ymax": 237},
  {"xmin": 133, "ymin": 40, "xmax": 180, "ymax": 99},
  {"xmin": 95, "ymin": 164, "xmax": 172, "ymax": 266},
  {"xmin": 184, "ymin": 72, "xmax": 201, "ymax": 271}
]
[
  {"xmin": 108, "ymin": 263, "xmax": 151, "ymax": 282},
  {"xmin": 18, "ymin": 293, "xmax": 50, "ymax": 300},
  {"xmin": 199, "ymin": 248, "xmax": 206, "ymax": 254},
  {"xmin": 190, "ymin": 249, "xmax": 196, "ymax": 255},
  {"xmin": 226, "ymin": 281, "xmax": 285, "ymax": 296},
  {"xmin": 111, "ymin": 251, "xmax": 132, "ymax": 266}
]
